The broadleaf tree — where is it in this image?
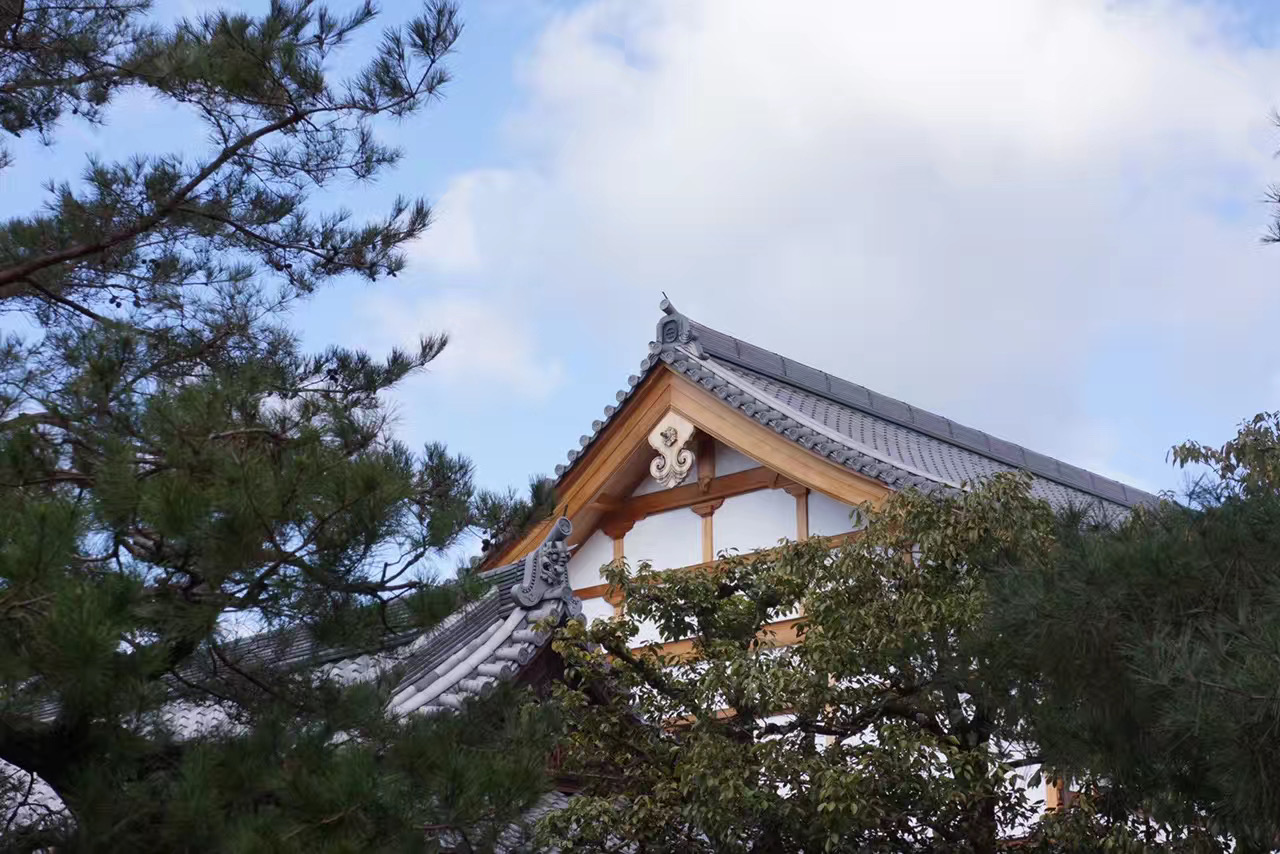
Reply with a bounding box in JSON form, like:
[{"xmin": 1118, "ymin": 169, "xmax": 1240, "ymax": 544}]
[
  {"xmin": 0, "ymin": 0, "xmax": 555, "ymax": 849},
  {"xmin": 542, "ymin": 473, "xmax": 1233, "ymax": 853}
]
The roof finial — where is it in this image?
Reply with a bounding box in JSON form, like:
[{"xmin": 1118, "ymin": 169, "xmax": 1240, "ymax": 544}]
[
  {"xmin": 512, "ymin": 517, "xmax": 573, "ymax": 607},
  {"xmin": 650, "ymin": 296, "xmax": 704, "ymax": 359}
]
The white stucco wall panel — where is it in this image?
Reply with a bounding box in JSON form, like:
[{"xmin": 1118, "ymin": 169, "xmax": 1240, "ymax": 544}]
[
  {"xmin": 715, "ymin": 441, "xmax": 761, "ymax": 476},
  {"xmin": 808, "ymin": 491, "xmax": 861, "ymax": 538},
  {"xmin": 626, "ymin": 507, "xmax": 701, "ymax": 571},
  {"xmin": 714, "ymin": 489, "xmax": 795, "ymax": 556},
  {"xmin": 579, "ymin": 596, "xmax": 616, "ymax": 627},
  {"xmin": 567, "ymin": 529, "xmax": 615, "ymax": 590}
]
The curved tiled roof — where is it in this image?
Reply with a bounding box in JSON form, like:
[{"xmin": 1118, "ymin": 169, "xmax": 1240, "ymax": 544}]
[
  {"xmin": 552, "ymin": 300, "xmax": 1155, "ymax": 514},
  {"xmin": 84, "ymin": 519, "xmax": 585, "ymax": 741}
]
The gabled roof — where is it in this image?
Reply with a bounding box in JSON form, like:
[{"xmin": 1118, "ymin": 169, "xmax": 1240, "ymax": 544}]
[{"xmin": 553, "ymin": 301, "xmax": 1156, "ymax": 512}]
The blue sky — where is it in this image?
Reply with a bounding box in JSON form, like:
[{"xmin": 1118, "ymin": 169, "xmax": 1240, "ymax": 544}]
[{"xmin": 8, "ymin": 0, "xmax": 1280, "ymax": 559}]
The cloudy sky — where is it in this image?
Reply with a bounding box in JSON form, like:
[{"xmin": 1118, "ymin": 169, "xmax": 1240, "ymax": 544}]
[{"xmin": 9, "ymin": 0, "xmax": 1280, "ymax": 535}]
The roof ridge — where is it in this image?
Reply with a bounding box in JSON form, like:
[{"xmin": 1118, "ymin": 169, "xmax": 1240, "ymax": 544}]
[{"xmin": 669, "ymin": 309, "xmax": 1154, "ymax": 509}]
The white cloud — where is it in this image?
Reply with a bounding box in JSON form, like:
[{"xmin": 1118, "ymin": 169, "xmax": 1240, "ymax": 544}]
[
  {"xmin": 363, "ymin": 292, "xmax": 565, "ymax": 402},
  {"xmin": 414, "ymin": 0, "xmax": 1280, "ymax": 484}
]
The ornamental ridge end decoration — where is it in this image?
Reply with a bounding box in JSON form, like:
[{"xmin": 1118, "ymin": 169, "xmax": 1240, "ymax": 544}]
[
  {"xmin": 648, "ymin": 297, "xmax": 705, "ymax": 359},
  {"xmin": 512, "ymin": 517, "xmax": 573, "ymax": 608},
  {"xmin": 648, "ymin": 411, "xmax": 696, "ymax": 489}
]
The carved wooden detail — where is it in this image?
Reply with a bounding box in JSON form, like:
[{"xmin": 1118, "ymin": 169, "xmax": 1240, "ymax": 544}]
[{"xmin": 647, "ymin": 410, "xmax": 697, "ymax": 489}]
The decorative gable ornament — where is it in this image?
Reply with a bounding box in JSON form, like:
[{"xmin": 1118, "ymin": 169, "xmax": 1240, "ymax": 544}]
[
  {"xmin": 512, "ymin": 517, "xmax": 574, "ymax": 607},
  {"xmin": 649, "ymin": 297, "xmax": 705, "ymax": 359},
  {"xmin": 647, "ymin": 411, "xmax": 697, "ymax": 489}
]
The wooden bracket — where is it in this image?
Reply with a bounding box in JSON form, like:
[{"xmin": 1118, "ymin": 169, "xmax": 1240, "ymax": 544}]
[
  {"xmin": 690, "ymin": 499, "xmax": 724, "ymax": 518},
  {"xmin": 600, "ymin": 517, "xmax": 637, "ymax": 539},
  {"xmin": 696, "ymin": 433, "xmax": 716, "ymax": 493}
]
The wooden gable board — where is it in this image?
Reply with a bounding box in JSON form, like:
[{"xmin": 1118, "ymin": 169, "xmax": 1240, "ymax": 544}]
[{"xmin": 487, "ymin": 365, "xmax": 890, "ymax": 568}]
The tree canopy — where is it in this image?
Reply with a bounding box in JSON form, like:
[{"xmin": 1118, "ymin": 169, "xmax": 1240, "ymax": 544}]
[
  {"xmin": 542, "ymin": 464, "xmax": 1251, "ymax": 853},
  {"xmin": 993, "ymin": 412, "xmax": 1280, "ymax": 852},
  {"xmin": 0, "ymin": 0, "xmax": 554, "ymax": 849}
]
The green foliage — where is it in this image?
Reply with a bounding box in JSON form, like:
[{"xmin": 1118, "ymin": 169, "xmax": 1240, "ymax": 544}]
[
  {"xmin": 994, "ymin": 413, "xmax": 1280, "ymax": 851},
  {"xmin": 0, "ymin": 0, "xmax": 553, "ymax": 847},
  {"xmin": 543, "ymin": 474, "xmax": 1065, "ymax": 853},
  {"xmin": 542, "ymin": 458, "xmax": 1262, "ymax": 852}
]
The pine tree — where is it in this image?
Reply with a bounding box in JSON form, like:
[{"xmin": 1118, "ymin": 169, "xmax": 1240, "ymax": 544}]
[
  {"xmin": 0, "ymin": 1, "xmax": 556, "ymax": 849},
  {"xmin": 993, "ymin": 413, "xmax": 1280, "ymax": 852}
]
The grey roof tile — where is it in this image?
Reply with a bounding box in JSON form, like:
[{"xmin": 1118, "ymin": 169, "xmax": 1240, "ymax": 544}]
[
  {"xmin": 828, "ymin": 375, "xmax": 873, "ymax": 408},
  {"xmin": 692, "ymin": 324, "xmax": 740, "ymax": 357},
  {"xmin": 102, "ymin": 521, "xmax": 585, "ymax": 744},
  {"xmin": 735, "ymin": 339, "xmax": 786, "ymax": 374},
  {"xmin": 868, "ymin": 391, "xmax": 913, "ymax": 424},
  {"xmin": 987, "ymin": 437, "xmax": 1027, "ymax": 467},
  {"xmin": 678, "ymin": 310, "xmax": 1157, "ymax": 509},
  {"xmin": 950, "ymin": 422, "xmax": 992, "ymax": 451},
  {"xmin": 523, "ymin": 300, "xmax": 1156, "ymax": 559},
  {"xmin": 781, "ymin": 357, "xmax": 829, "ymax": 392},
  {"xmin": 713, "ymin": 358, "xmax": 1138, "ymax": 511}
]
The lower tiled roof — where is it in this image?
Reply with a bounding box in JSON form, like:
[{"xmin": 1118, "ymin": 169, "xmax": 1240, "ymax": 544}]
[{"xmin": 27, "ymin": 521, "xmax": 584, "ymax": 741}]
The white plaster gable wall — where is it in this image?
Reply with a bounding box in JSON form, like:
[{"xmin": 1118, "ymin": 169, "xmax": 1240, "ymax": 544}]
[
  {"xmin": 567, "ymin": 529, "xmax": 614, "ymax": 590},
  {"xmin": 714, "ymin": 441, "xmax": 760, "ymax": 476},
  {"xmin": 625, "ymin": 508, "xmax": 701, "ymax": 646},
  {"xmin": 579, "ymin": 596, "xmax": 616, "ymax": 627},
  {"xmin": 1007, "ymin": 758, "xmax": 1048, "ymax": 836},
  {"xmin": 713, "ymin": 489, "xmax": 796, "ymax": 555},
  {"xmin": 808, "ymin": 491, "xmax": 861, "ymax": 538},
  {"xmin": 625, "ymin": 507, "xmax": 701, "ymax": 571}
]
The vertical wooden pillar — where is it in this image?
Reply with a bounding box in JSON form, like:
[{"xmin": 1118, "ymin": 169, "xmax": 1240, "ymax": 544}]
[
  {"xmin": 1045, "ymin": 778, "xmax": 1067, "ymax": 812},
  {"xmin": 784, "ymin": 483, "xmax": 810, "ymax": 541},
  {"xmin": 690, "ymin": 499, "xmax": 723, "ymax": 563},
  {"xmin": 602, "ymin": 519, "xmax": 635, "ymax": 616}
]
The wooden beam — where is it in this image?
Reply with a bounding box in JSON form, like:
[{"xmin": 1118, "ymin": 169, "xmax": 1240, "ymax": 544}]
[
  {"xmin": 588, "ymin": 493, "xmax": 625, "ymax": 513},
  {"xmin": 608, "ymin": 529, "xmax": 628, "ymax": 615},
  {"xmin": 573, "ymin": 582, "xmax": 614, "ymax": 600},
  {"xmin": 486, "ymin": 364, "xmax": 891, "ymax": 568},
  {"xmin": 600, "ymin": 466, "xmax": 778, "ymax": 531},
  {"xmin": 631, "ymin": 616, "xmax": 805, "ymax": 658},
  {"xmin": 601, "ymin": 517, "xmax": 636, "ymax": 540},
  {"xmin": 486, "ymin": 371, "xmax": 676, "ymax": 567}
]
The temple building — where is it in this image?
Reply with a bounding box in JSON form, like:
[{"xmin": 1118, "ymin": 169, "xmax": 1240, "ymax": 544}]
[
  {"xmin": 224, "ymin": 298, "xmax": 1153, "ymax": 718},
  {"xmin": 5, "ymin": 300, "xmax": 1156, "ymax": 844},
  {"xmin": 473, "ymin": 299, "xmax": 1152, "ymax": 660}
]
